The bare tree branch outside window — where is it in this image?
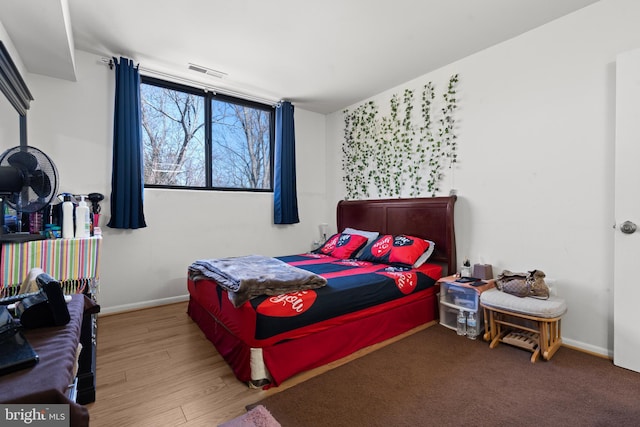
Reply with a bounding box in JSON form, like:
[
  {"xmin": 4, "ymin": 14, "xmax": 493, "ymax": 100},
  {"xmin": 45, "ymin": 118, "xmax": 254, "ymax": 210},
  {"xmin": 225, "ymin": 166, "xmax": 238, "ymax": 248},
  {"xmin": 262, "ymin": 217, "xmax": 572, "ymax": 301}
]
[
  {"xmin": 140, "ymin": 79, "xmax": 273, "ymax": 190},
  {"xmin": 211, "ymin": 100, "xmax": 271, "ymax": 189}
]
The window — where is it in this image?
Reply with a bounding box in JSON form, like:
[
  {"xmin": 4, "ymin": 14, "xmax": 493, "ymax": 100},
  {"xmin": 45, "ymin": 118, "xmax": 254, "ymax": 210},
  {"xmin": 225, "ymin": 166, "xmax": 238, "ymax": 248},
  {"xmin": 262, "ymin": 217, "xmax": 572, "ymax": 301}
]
[{"xmin": 140, "ymin": 76, "xmax": 274, "ymax": 191}]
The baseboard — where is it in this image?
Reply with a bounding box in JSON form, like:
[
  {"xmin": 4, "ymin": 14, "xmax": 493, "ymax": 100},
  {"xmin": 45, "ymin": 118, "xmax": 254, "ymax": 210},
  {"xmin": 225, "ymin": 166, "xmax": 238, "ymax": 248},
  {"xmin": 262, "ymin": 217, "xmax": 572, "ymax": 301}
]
[
  {"xmin": 562, "ymin": 337, "xmax": 612, "ymax": 359},
  {"xmin": 99, "ymin": 294, "xmax": 190, "ymax": 315}
]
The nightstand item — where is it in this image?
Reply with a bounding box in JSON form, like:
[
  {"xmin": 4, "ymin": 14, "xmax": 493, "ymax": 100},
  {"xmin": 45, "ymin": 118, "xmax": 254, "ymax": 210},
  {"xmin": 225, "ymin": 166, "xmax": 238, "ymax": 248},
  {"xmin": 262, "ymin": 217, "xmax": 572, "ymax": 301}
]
[
  {"xmin": 473, "ymin": 263, "xmax": 493, "ymax": 280},
  {"xmin": 438, "ymin": 275, "xmax": 495, "ymax": 338}
]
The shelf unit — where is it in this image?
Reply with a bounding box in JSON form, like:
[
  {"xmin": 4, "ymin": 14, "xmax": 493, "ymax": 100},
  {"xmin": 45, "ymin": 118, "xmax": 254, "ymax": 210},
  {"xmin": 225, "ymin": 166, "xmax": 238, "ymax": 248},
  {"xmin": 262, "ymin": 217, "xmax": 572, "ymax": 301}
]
[{"xmin": 438, "ymin": 276, "xmax": 492, "ymax": 337}]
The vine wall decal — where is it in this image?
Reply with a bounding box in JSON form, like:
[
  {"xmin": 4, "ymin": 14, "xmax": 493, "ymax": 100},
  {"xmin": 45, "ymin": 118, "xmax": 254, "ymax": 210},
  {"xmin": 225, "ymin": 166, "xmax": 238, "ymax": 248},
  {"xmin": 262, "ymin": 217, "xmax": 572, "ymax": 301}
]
[{"xmin": 342, "ymin": 74, "xmax": 459, "ymax": 199}]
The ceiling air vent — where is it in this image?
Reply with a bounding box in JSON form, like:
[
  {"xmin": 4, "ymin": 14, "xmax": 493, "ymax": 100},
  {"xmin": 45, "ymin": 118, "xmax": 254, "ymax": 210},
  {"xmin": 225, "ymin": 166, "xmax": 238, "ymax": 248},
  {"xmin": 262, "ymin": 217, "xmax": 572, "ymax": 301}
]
[{"xmin": 188, "ymin": 63, "xmax": 227, "ymax": 79}]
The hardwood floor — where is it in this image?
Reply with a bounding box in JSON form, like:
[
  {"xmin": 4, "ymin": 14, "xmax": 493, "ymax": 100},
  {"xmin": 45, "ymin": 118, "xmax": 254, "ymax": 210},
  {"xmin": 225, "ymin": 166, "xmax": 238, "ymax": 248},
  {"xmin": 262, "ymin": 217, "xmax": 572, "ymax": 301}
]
[
  {"xmin": 86, "ymin": 301, "xmax": 431, "ymax": 426},
  {"xmin": 86, "ymin": 302, "xmax": 269, "ymax": 426}
]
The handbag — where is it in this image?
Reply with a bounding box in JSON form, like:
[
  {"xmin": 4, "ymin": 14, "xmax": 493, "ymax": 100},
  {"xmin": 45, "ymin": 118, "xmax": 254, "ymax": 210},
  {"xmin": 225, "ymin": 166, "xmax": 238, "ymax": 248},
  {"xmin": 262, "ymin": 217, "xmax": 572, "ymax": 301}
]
[{"xmin": 496, "ymin": 269, "xmax": 550, "ymax": 299}]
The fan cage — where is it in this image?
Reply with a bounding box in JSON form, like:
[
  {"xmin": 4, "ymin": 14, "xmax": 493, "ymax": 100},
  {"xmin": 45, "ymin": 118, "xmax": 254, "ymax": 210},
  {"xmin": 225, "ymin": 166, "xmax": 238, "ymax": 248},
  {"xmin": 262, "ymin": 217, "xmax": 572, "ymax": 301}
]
[{"xmin": 0, "ymin": 145, "xmax": 59, "ymax": 214}]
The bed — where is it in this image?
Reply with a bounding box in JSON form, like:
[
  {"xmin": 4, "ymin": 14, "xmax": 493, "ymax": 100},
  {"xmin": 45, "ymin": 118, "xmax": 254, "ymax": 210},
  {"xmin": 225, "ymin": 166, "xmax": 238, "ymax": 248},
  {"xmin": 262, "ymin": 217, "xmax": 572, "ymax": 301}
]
[{"xmin": 187, "ymin": 196, "xmax": 457, "ymax": 388}]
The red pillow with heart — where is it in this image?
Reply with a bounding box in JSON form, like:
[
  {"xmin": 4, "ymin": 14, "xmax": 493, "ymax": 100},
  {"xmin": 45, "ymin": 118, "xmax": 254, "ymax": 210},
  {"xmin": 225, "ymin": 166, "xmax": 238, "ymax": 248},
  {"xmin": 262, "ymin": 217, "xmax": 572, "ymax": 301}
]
[
  {"xmin": 357, "ymin": 234, "xmax": 430, "ymax": 267},
  {"xmin": 313, "ymin": 233, "xmax": 368, "ymax": 259}
]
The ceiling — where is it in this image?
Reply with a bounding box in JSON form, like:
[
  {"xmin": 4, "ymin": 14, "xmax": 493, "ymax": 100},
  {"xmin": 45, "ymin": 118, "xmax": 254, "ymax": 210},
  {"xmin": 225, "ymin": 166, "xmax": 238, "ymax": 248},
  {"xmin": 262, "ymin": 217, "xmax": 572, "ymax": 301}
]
[{"xmin": 0, "ymin": 0, "xmax": 599, "ymax": 114}]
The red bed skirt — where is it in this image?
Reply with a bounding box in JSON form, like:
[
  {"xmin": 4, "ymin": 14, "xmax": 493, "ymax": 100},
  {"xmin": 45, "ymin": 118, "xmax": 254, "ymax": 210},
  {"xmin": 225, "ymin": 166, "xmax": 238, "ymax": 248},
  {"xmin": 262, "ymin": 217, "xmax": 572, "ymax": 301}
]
[{"xmin": 187, "ymin": 286, "xmax": 439, "ymax": 387}]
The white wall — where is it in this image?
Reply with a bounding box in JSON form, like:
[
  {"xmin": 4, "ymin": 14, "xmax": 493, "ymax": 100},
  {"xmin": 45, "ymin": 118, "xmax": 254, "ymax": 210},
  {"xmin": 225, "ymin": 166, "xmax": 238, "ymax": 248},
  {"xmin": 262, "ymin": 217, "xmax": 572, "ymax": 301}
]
[
  {"xmin": 18, "ymin": 50, "xmax": 329, "ymax": 313},
  {"xmin": 327, "ymin": 0, "xmax": 639, "ymax": 356}
]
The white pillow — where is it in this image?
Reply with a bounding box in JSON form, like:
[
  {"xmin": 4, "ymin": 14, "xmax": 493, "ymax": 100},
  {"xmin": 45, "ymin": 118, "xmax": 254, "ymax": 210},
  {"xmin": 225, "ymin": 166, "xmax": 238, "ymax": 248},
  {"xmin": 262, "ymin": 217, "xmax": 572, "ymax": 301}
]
[
  {"xmin": 412, "ymin": 240, "xmax": 436, "ymax": 268},
  {"xmin": 342, "ymin": 228, "xmax": 380, "ymax": 258},
  {"xmin": 342, "ymin": 228, "xmax": 379, "ymax": 245}
]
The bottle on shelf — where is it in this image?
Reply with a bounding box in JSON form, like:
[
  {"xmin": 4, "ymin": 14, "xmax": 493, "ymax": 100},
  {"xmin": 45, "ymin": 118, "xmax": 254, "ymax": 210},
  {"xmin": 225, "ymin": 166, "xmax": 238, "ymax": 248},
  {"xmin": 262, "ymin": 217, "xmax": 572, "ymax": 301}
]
[
  {"xmin": 456, "ymin": 309, "xmax": 467, "ymax": 336},
  {"xmin": 61, "ymin": 194, "xmax": 74, "ymax": 239},
  {"xmin": 467, "ymin": 311, "xmax": 477, "ymax": 340},
  {"xmin": 75, "ymin": 195, "xmax": 91, "ymax": 238}
]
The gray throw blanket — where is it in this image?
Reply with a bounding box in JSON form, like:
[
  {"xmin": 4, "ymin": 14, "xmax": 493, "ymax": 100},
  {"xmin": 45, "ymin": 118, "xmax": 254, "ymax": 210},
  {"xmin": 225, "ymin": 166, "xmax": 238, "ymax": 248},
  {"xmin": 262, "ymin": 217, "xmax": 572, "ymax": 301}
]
[{"xmin": 189, "ymin": 255, "xmax": 327, "ymax": 307}]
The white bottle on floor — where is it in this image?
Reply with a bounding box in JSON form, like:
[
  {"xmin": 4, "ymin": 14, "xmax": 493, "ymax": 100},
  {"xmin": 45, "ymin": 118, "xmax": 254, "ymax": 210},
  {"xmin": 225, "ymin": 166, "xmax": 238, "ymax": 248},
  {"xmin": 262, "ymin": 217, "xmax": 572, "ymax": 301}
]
[
  {"xmin": 456, "ymin": 310, "xmax": 466, "ymax": 336},
  {"xmin": 467, "ymin": 312, "xmax": 477, "ymax": 340}
]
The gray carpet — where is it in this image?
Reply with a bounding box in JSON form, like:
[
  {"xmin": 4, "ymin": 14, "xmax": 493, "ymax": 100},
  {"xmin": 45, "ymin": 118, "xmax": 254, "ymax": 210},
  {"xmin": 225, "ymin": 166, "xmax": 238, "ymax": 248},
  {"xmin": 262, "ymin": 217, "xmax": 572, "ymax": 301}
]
[{"xmin": 253, "ymin": 326, "xmax": 640, "ymax": 426}]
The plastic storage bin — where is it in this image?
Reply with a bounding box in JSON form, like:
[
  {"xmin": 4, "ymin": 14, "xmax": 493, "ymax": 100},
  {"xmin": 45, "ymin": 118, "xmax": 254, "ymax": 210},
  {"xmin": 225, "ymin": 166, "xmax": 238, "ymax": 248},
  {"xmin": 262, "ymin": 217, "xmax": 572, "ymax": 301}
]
[
  {"xmin": 440, "ymin": 282, "xmax": 478, "ymax": 311},
  {"xmin": 438, "ymin": 278, "xmax": 487, "ymax": 334},
  {"xmin": 439, "ymin": 303, "xmax": 462, "ymax": 331}
]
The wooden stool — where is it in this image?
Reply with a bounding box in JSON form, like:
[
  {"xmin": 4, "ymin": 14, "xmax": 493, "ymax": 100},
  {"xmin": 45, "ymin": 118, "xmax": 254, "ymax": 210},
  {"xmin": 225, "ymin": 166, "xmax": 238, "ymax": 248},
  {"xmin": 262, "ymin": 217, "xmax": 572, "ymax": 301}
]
[{"xmin": 480, "ymin": 288, "xmax": 567, "ymax": 362}]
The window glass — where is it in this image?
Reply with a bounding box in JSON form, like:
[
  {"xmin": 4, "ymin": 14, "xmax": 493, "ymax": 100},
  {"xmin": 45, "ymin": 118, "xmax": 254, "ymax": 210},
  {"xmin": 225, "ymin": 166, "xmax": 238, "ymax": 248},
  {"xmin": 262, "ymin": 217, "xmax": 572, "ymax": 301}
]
[
  {"xmin": 211, "ymin": 98, "xmax": 272, "ymax": 189},
  {"xmin": 140, "ymin": 77, "xmax": 273, "ymax": 191}
]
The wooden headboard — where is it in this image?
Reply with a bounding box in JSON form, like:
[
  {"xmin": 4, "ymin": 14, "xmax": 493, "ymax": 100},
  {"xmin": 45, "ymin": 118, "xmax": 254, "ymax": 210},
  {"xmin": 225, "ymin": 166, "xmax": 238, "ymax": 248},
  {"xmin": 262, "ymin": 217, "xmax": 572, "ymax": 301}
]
[{"xmin": 336, "ymin": 196, "xmax": 457, "ymax": 275}]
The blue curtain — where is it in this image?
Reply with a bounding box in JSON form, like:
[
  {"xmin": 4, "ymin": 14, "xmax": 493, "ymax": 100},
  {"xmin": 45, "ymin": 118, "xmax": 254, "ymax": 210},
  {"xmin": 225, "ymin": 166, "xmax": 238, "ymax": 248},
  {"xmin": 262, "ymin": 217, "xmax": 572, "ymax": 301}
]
[
  {"xmin": 107, "ymin": 57, "xmax": 147, "ymax": 229},
  {"xmin": 273, "ymin": 101, "xmax": 299, "ymax": 224}
]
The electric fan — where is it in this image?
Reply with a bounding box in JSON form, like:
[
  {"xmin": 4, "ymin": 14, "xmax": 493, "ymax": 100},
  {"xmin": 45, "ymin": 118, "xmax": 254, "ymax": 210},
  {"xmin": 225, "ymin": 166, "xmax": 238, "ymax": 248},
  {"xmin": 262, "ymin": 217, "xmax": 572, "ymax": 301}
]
[{"xmin": 0, "ymin": 145, "xmax": 59, "ymax": 242}]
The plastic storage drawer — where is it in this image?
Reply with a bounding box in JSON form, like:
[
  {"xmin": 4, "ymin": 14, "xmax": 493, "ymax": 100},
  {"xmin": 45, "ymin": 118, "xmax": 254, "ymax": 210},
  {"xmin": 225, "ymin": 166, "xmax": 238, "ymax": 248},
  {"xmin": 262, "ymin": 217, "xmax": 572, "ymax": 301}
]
[
  {"xmin": 439, "ymin": 303, "xmax": 460, "ymax": 330},
  {"xmin": 440, "ymin": 281, "xmax": 478, "ymax": 311}
]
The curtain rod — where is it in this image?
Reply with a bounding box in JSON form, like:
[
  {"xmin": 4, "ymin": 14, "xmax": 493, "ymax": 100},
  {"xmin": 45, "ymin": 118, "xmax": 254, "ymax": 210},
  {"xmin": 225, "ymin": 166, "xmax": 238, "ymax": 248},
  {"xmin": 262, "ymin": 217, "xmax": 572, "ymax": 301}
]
[{"xmin": 99, "ymin": 57, "xmax": 282, "ymax": 107}]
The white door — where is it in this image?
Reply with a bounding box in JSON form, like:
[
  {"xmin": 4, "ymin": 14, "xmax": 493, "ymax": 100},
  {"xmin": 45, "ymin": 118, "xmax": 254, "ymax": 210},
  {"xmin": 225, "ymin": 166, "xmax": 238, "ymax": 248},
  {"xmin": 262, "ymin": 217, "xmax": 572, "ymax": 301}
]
[{"xmin": 614, "ymin": 49, "xmax": 640, "ymax": 373}]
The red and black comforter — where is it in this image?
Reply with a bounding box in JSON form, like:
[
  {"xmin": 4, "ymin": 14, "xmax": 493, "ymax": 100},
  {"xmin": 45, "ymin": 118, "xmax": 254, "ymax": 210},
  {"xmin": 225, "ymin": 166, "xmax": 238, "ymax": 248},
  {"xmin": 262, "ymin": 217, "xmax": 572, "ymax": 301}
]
[{"xmin": 192, "ymin": 253, "xmax": 440, "ymax": 347}]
